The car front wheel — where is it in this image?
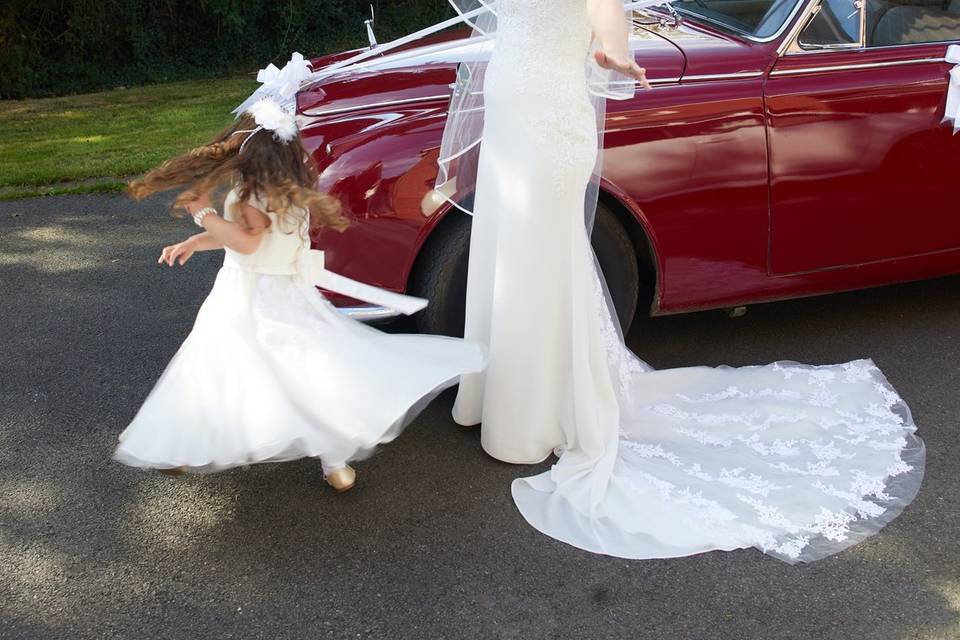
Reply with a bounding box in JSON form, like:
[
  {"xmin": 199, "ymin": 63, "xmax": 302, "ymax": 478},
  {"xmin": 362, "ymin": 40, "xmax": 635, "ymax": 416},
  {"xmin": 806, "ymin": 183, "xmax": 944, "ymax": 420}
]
[{"xmin": 410, "ymin": 202, "xmax": 641, "ymax": 337}]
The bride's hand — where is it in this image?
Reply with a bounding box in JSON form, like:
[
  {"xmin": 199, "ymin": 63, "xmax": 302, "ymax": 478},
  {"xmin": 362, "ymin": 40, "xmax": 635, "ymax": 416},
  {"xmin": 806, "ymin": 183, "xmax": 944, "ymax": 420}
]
[{"xmin": 593, "ymin": 49, "xmax": 651, "ymax": 89}]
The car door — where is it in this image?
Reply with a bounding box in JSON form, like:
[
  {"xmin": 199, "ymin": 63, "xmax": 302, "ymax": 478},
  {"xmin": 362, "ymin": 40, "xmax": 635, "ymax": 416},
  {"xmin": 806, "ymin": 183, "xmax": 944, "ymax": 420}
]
[{"xmin": 764, "ymin": 0, "xmax": 960, "ymax": 275}]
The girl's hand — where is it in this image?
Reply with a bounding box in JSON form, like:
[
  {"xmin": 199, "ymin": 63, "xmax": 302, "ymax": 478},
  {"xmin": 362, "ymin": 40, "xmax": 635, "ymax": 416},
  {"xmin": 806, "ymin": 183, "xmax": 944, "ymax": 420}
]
[
  {"xmin": 159, "ymin": 238, "xmax": 197, "ymax": 266},
  {"xmin": 594, "ymin": 49, "xmax": 651, "ymax": 89}
]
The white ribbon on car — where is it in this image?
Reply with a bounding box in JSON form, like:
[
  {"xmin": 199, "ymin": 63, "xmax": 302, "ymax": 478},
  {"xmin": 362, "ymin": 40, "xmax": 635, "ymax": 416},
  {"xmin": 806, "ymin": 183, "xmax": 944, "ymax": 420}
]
[
  {"xmin": 234, "ymin": 51, "xmax": 316, "ymax": 116},
  {"xmin": 295, "ymin": 247, "xmax": 428, "ymax": 316},
  {"xmin": 943, "ymin": 44, "xmax": 960, "ymax": 134},
  {"xmin": 300, "ymin": 0, "xmax": 669, "ymax": 88}
]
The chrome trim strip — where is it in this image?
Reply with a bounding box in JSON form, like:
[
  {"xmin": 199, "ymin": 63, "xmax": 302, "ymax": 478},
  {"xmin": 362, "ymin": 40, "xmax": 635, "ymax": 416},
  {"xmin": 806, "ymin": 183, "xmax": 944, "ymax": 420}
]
[
  {"xmin": 681, "ymin": 71, "xmax": 764, "ymax": 81},
  {"xmin": 865, "ymin": 39, "xmax": 960, "ymax": 52},
  {"xmin": 338, "ymin": 305, "xmax": 402, "ymax": 322},
  {"xmin": 302, "ymin": 94, "xmax": 449, "ymax": 117},
  {"xmin": 301, "ymin": 70, "xmax": 764, "ymax": 121},
  {"xmin": 769, "ymin": 56, "xmax": 946, "ymax": 76},
  {"xmin": 614, "ymin": 71, "xmax": 760, "ymax": 85}
]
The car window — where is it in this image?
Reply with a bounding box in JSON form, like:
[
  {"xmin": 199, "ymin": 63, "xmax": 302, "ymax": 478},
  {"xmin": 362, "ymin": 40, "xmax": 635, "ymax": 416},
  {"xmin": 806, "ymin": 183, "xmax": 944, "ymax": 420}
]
[
  {"xmin": 670, "ymin": 0, "xmax": 800, "ymax": 39},
  {"xmin": 866, "ymin": 0, "xmax": 960, "ymax": 46},
  {"xmin": 798, "ymin": 0, "xmax": 862, "ymax": 47}
]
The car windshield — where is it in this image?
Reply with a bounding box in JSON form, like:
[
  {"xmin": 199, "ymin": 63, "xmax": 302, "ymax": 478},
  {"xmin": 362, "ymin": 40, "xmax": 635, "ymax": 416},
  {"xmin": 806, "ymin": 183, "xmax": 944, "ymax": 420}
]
[{"xmin": 668, "ymin": 0, "xmax": 803, "ymax": 39}]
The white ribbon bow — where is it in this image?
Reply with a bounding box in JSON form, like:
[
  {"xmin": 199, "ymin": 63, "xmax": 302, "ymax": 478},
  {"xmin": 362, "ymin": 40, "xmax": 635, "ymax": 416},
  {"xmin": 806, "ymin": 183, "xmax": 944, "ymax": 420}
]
[
  {"xmin": 257, "ymin": 52, "xmax": 311, "ymax": 101},
  {"xmin": 234, "ymin": 52, "xmax": 315, "ymax": 117},
  {"xmin": 943, "ymin": 45, "xmax": 960, "ymax": 134},
  {"xmin": 296, "ymin": 248, "xmax": 428, "ymax": 316}
]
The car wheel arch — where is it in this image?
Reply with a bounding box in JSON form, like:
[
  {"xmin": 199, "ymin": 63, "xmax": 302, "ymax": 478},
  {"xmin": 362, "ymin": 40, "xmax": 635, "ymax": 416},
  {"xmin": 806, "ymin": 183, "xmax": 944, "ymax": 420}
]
[
  {"xmin": 406, "ymin": 185, "xmax": 662, "ymax": 310},
  {"xmin": 595, "ymin": 188, "xmax": 663, "ymax": 317},
  {"xmin": 402, "ymin": 194, "xmax": 475, "ymax": 293}
]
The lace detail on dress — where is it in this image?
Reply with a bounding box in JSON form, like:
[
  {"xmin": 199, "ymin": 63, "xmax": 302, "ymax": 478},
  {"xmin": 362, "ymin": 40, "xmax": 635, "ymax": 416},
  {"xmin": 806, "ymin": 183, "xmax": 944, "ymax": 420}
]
[
  {"xmin": 494, "ymin": 0, "xmax": 593, "ymax": 80},
  {"xmin": 614, "ymin": 359, "xmax": 922, "ymax": 561},
  {"xmin": 677, "ymin": 386, "xmax": 839, "ymax": 408},
  {"xmin": 590, "ymin": 266, "xmax": 648, "ymax": 399},
  {"xmin": 489, "ymin": 0, "xmax": 599, "ymax": 198}
]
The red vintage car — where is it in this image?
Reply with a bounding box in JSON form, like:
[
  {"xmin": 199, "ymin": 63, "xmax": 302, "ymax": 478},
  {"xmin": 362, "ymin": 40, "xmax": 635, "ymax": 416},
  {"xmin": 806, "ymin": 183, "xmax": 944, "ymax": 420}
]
[{"xmin": 298, "ymin": 0, "xmax": 960, "ymax": 336}]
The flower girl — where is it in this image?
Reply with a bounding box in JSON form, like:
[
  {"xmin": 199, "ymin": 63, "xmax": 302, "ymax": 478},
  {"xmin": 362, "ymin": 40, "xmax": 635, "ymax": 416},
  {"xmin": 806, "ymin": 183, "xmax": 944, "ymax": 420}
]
[{"xmin": 113, "ymin": 62, "xmax": 484, "ymax": 491}]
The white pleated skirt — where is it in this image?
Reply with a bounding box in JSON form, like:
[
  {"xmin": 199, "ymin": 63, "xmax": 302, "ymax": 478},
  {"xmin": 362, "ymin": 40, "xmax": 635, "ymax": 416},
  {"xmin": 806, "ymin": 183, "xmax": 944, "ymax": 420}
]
[{"xmin": 115, "ymin": 265, "xmax": 485, "ymax": 473}]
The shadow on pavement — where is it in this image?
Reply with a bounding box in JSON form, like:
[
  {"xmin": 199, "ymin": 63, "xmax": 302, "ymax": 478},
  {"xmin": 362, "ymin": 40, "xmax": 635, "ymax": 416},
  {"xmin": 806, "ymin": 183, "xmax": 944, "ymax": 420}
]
[{"xmin": 0, "ymin": 194, "xmax": 957, "ymax": 639}]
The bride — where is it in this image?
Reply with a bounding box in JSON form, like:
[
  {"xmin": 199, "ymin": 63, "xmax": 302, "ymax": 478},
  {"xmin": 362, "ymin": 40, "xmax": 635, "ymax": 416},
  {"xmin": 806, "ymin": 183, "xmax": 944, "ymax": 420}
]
[{"xmin": 438, "ymin": 0, "xmax": 925, "ymax": 562}]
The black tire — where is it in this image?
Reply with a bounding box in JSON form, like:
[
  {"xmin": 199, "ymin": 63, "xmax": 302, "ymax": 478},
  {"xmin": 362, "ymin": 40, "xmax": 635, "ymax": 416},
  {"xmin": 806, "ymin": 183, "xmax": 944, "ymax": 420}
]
[
  {"xmin": 410, "ymin": 202, "xmax": 640, "ymax": 336},
  {"xmin": 409, "ymin": 212, "xmax": 473, "ymax": 337},
  {"xmin": 591, "ymin": 202, "xmax": 641, "ymax": 332}
]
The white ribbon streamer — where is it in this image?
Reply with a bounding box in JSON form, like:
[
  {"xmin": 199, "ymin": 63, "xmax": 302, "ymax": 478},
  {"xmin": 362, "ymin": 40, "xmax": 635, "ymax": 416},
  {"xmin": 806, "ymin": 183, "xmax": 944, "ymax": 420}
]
[
  {"xmin": 296, "ymin": 248, "xmax": 428, "ymax": 316},
  {"xmin": 943, "ymin": 44, "xmax": 960, "ymax": 134},
  {"xmin": 300, "ymin": 0, "xmax": 667, "ymax": 89},
  {"xmin": 307, "ymin": 5, "xmax": 490, "ymax": 84}
]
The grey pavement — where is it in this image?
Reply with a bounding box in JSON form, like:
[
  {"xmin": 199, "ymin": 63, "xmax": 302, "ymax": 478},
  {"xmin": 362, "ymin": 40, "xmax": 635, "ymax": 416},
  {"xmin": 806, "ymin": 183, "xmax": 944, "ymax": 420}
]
[{"xmin": 0, "ymin": 194, "xmax": 957, "ymax": 640}]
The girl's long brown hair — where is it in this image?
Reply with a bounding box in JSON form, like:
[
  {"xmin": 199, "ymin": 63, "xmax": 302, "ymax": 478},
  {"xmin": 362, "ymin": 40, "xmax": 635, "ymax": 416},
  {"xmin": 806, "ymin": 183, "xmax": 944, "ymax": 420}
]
[{"xmin": 128, "ymin": 113, "xmax": 348, "ymax": 232}]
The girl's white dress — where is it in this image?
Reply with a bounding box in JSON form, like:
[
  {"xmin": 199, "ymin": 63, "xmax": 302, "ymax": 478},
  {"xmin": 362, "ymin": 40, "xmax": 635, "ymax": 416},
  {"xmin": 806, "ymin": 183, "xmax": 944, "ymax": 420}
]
[{"xmin": 114, "ymin": 191, "xmax": 485, "ymax": 473}]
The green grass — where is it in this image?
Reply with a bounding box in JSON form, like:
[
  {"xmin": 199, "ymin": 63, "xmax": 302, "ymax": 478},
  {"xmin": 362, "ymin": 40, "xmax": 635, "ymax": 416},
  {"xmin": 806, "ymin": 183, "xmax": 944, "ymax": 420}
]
[{"xmin": 0, "ymin": 76, "xmax": 258, "ymax": 199}]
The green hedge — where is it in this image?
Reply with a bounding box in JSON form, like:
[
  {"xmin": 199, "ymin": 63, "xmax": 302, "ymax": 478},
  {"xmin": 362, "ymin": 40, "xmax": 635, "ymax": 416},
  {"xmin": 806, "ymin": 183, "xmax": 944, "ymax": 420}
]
[{"xmin": 0, "ymin": 1, "xmax": 452, "ymax": 98}]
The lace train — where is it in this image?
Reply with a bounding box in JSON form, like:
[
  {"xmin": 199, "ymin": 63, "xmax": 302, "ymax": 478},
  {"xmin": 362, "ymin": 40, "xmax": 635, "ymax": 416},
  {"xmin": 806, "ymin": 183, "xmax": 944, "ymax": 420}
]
[{"xmin": 512, "ymin": 252, "xmax": 924, "ymax": 563}]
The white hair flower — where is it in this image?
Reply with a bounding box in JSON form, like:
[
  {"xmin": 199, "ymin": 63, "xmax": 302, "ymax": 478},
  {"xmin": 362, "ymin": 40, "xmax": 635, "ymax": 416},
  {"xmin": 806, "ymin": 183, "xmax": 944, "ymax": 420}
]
[{"xmin": 247, "ymin": 98, "xmax": 298, "ymax": 143}]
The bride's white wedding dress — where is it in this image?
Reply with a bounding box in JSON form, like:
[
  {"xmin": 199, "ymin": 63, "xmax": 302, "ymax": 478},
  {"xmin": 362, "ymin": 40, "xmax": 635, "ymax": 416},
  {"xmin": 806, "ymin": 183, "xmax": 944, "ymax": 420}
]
[{"xmin": 452, "ymin": 0, "xmax": 924, "ymax": 562}]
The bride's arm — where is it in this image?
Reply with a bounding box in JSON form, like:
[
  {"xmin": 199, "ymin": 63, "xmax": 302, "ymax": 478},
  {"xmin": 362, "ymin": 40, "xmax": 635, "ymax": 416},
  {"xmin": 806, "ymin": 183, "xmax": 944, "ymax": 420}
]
[{"xmin": 587, "ymin": 0, "xmax": 651, "ymax": 88}]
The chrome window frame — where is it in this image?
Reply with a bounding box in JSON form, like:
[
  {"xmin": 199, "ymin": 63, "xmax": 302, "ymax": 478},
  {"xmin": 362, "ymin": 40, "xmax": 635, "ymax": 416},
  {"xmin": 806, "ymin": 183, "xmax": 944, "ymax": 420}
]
[
  {"xmin": 781, "ymin": 0, "xmax": 960, "ymax": 56},
  {"xmin": 781, "ymin": 0, "xmax": 865, "ymax": 54},
  {"xmin": 795, "ymin": 0, "xmax": 865, "ymax": 51}
]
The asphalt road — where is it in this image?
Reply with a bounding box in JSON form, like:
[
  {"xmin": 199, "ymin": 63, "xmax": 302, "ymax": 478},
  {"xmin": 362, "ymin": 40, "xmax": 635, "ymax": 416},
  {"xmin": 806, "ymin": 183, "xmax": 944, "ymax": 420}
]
[{"xmin": 0, "ymin": 194, "xmax": 958, "ymax": 640}]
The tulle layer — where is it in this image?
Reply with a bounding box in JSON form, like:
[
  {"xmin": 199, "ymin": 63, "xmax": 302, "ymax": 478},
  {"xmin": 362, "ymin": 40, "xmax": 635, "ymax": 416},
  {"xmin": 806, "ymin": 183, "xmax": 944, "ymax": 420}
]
[{"xmin": 114, "ymin": 266, "xmax": 485, "ymax": 473}]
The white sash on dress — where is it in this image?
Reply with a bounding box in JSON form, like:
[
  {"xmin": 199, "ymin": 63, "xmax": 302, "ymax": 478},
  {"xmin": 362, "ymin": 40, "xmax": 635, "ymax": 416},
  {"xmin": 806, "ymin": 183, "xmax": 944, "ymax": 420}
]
[{"xmin": 295, "ymin": 248, "xmax": 428, "ymax": 316}]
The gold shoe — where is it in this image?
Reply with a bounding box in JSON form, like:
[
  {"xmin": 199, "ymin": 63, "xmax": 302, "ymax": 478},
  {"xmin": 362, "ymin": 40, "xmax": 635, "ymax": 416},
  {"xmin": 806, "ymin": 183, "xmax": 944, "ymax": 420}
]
[
  {"xmin": 325, "ymin": 466, "xmax": 356, "ymax": 493},
  {"xmin": 158, "ymin": 466, "xmax": 186, "ymax": 477}
]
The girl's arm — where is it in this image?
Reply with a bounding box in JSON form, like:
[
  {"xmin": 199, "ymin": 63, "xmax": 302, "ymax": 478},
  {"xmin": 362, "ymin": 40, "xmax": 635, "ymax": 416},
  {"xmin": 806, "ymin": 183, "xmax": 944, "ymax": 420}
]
[
  {"xmin": 587, "ymin": 0, "xmax": 651, "ymax": 88},
  {"xmin": 189, "ymin": 232, "xmax": 224, "ymax": 252},
  {"xmin": 185, "ymin": 193, "xmax": 270, "ymax": 255}
]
